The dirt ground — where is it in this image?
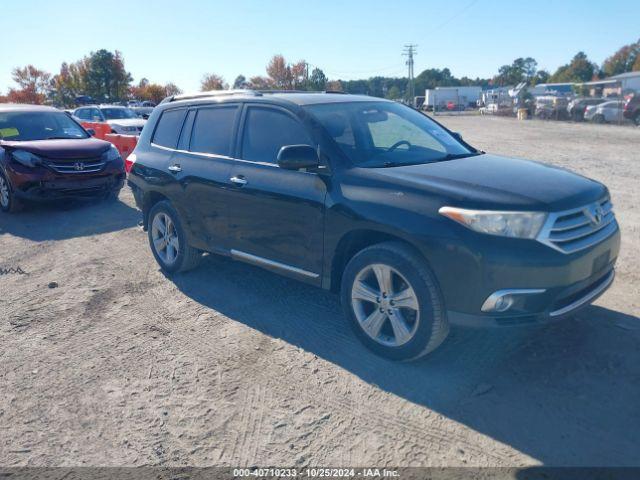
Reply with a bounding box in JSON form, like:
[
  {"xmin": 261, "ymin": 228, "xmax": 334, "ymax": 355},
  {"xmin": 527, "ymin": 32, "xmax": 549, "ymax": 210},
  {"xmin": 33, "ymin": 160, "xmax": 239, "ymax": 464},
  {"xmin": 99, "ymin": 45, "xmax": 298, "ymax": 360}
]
[{"xmin": 1, "ymin": 116, "xmax": 639, "ymax": 468}]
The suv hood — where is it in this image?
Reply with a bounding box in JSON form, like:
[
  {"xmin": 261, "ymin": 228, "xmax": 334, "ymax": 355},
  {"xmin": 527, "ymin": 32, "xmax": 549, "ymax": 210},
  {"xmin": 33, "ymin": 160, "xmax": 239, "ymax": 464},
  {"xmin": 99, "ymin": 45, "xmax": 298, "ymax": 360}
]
[
  {"xmin": 363, "ymin": 154, "xmax": 606, "ymax": 211},
  {"xmin": 106, "ymin": 118, "xmax": 145, "ymax": 127},
  {"xmin": 0, "ymin": 138, "xmax": 111, "ymax": 159}
]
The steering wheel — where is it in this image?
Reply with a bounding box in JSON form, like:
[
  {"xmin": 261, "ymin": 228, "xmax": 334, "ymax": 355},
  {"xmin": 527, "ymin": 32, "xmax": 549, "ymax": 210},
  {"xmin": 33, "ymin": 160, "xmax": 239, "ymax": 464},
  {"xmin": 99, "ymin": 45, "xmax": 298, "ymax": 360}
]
[{"xmin": 387, "ymin": 140, "xmax": 412, "ymax": 152}]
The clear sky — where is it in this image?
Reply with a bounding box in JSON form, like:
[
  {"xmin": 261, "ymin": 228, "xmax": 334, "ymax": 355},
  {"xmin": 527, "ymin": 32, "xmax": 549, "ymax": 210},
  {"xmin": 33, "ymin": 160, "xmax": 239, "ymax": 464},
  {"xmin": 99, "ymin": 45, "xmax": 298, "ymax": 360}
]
[{"xmin": 2, "ymin": 0, "xmax": 638, "ymax": 93}]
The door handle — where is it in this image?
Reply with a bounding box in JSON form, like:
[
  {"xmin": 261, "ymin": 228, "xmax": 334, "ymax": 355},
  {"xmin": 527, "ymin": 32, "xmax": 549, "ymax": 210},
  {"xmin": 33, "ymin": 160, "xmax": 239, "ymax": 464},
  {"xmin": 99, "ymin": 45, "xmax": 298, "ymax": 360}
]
[
  {"xmin": 230, "ymin": 176, "xmax": 247, "ymax": 186},
  {"xmin": 168, "ymin": 164, "xmax": 181, "ymax": 173}
]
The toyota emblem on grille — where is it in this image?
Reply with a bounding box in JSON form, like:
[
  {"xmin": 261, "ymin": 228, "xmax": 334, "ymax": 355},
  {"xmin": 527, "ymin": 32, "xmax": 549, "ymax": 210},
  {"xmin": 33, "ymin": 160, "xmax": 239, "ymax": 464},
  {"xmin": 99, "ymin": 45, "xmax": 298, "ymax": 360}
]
[
  {"xmin": 584, "ymin": 204, "xmax": 604, "ymax": 225},
  {"xmin": 74, "ymin": 162, "xmax": 85, "ymax": 171}
]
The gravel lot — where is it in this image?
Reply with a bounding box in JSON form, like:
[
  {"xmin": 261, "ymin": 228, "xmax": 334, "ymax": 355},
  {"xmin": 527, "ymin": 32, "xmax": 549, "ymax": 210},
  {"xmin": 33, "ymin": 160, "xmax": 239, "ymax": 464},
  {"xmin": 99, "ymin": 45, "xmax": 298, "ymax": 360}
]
[{"xmin": 1, "ymin": 116, "xmax": 639, "ymax": 468}]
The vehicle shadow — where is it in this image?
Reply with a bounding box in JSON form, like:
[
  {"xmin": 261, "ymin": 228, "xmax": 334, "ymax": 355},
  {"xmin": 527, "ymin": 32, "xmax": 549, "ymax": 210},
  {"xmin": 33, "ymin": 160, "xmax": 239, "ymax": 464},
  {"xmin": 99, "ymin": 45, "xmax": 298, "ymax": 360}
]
[
  {"xmin": 0, "ymin": 198, "xmax": 140, "ymax": 241},
  {"xmin": 171, "ymin": 253, "xmax": 640, "ymax": 466}
]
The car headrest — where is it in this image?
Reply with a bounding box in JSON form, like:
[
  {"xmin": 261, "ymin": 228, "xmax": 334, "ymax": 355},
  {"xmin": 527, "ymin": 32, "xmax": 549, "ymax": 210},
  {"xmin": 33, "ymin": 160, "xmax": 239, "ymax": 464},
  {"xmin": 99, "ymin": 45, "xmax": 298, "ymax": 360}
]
[{"xmin": 324, "ymin": 114, "xmax": 347, "ymax": 138}]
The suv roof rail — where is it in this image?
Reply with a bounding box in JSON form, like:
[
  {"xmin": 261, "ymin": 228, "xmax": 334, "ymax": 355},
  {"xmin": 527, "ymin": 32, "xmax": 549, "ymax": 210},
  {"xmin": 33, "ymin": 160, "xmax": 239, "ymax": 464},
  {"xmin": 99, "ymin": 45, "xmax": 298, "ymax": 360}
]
[
  {"xmin": 160, "ymin": 89, "xmax": 350, "ymax": 104},
  {"xmin": 258, "ymin": 90, "xmax": 347, "ymax": 95},
  {"xmin": 258, "ymin": 89, "xmax": 317, "ymax": 94},
  {"xmin": 161, "ymin": 89, "xmax": 263, "ymax": 104}
]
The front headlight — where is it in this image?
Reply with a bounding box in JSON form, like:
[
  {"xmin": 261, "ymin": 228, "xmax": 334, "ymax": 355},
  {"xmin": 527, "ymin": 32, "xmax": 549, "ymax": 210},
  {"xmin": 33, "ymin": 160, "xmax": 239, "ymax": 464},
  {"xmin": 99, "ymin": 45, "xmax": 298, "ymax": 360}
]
[
  {"xmin": 439, "ymin": 206, "xmax": 547, "ymax": 239},
  {"xmin": 12, "ymin": 149, "xmax": 41, "ymax": 168},
  {"xmin": 103, "ymin": 144, "xmax": 121, "ymax": 162}
]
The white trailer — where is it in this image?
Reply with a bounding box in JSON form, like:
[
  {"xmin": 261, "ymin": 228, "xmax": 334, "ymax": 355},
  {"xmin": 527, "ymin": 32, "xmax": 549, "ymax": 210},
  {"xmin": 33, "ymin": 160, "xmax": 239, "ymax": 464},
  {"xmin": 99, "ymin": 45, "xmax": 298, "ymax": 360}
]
[{"xmin": 424, "ymin": 86, "xmax": 482, "ymax": 109}]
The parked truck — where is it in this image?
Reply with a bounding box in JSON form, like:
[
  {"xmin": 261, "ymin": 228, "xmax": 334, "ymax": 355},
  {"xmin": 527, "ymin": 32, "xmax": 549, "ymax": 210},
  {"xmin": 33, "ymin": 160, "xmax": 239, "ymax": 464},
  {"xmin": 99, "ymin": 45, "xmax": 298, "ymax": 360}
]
[{"xmin": 424, "ymin": 86, "xmax": 482, "ymax": 111}]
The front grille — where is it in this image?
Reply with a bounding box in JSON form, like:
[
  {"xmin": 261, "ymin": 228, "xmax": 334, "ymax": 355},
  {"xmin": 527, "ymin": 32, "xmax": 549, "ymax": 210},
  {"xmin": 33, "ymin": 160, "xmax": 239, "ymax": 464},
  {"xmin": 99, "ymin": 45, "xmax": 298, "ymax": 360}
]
[
  {"xmin": 43, "ymin": 157, "xmax": 106, "ymax": 174},
  {"xmin": 538, "ymin": 197, "xmax": 618, "ymax": 254}
]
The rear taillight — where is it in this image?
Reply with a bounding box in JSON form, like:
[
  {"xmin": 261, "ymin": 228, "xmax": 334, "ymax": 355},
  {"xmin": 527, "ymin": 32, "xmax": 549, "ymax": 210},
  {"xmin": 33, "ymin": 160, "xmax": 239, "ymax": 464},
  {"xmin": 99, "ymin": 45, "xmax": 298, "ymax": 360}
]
[{"xmin": 125, "ymin": 153, "xmax": 136, "ymax": 174}]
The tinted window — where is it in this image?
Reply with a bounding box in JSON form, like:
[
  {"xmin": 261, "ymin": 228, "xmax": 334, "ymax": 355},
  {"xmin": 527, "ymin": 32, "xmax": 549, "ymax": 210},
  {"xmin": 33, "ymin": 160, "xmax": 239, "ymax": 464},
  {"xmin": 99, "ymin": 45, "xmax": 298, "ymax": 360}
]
[
  {"xmin": 152, "ymin": 109, "xmax": 186, "ymax": 148},
  {"xmin": 241, "ymin": 107, "xmax": 312, "ymax": 164},
  {"xmin": 75, "ymin": 108, "xmax": 90, "ymax": 120},
  {"xmin": 101, "ymin": 108, "xmax": 137, "ymax": 119},
  {"xmin": 177, "ymin": 110, "xmax": 195, "ymax": 150},
  {"xmin": 190, "ymin": 107, "xmax": 237, "ymax": 156}
]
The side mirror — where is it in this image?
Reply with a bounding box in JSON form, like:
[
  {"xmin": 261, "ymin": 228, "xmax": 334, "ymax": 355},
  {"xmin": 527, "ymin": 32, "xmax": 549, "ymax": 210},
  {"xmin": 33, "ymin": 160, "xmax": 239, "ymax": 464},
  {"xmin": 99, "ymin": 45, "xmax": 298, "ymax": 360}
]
[
  {"xmin": 277, "ymin": 145, "xmax": 319, "ymax": 171},
  {"xmin": 451, "ymin": 131, "xmax": 463, "ymax": 142},
  {"xmin": 86, "ymin": 128, "xmax": 96, "ymax": 136}
]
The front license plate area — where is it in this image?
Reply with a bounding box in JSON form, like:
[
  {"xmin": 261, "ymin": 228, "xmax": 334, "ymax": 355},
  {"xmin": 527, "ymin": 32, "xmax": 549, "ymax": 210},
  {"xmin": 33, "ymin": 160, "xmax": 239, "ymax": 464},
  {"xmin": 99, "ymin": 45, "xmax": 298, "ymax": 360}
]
[{"xmin": 592, "ymin": 250, "xmax": 610, "ymax": 275}]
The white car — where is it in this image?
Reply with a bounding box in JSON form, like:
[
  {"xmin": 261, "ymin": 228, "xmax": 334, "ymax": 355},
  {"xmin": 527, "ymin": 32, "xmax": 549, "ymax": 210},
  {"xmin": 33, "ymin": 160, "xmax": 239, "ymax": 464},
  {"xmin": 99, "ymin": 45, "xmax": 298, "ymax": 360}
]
[
  {"xmin": 584, "ymin": 100, "xmax": 625, "ymax": 123},
  {"xmin": 73, "ymin": 105, "xmax": 146, "ymax": 135}
]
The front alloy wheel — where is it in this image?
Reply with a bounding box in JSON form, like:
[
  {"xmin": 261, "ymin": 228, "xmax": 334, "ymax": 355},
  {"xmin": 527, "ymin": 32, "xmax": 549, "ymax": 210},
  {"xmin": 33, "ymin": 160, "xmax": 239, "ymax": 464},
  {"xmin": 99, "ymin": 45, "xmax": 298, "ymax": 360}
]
[
  {"xmin": 0, "ymin": 172, "xmax": 22, "ymax": 213},
  {"xmin": 351, "ymin": 264, "xmax": 420, "ymax": 347},
  {"xmin": 341, "ymin": 241, "xmax": 449, "ymax": 361},
  {"xmin": 0, "ymin": 175, "xmax": 9, "ymax": 210}
]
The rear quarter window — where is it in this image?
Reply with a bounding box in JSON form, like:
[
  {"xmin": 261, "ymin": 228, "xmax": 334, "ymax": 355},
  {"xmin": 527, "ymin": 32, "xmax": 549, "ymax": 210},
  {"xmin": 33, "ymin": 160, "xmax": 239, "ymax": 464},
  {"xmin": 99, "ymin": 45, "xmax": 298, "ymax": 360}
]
[{"xmin": 152, "ymin": 109, "xmax": 187, "ymax": 149}]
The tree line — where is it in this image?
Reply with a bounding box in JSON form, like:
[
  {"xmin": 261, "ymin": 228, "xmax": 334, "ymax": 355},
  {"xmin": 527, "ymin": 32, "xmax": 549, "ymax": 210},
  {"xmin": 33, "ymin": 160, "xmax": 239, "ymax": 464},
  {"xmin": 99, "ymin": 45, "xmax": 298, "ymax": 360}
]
[{"xmin": 1, "ymin": 38, "xmax": 638, "ymax": 107}]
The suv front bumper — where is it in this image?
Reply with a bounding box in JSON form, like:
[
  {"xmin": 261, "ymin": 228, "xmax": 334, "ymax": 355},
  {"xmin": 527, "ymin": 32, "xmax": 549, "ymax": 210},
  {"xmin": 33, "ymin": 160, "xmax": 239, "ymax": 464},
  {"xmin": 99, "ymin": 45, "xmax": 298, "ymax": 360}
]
[
  {"xmin": 8, "ymin": 161, "xmax": 125, "ymax": 201},
  {"xmin": 429, "ymin": 222, "xmax": 621, "ymax": 327}
]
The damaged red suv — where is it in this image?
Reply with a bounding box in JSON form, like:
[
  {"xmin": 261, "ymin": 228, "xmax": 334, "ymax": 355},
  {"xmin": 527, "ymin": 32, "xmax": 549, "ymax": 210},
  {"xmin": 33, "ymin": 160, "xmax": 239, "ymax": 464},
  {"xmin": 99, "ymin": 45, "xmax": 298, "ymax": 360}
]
[{"xmin": 0, "ymin": 104, "xmax": 125, "ymax": 213}]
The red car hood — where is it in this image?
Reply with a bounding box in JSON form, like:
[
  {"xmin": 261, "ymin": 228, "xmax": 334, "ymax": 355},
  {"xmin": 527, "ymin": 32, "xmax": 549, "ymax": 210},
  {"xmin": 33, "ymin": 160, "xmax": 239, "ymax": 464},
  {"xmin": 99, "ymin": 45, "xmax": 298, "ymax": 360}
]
[{"xmin": 0, "ymin": 138, "xmax": 111, "ymax": 159}]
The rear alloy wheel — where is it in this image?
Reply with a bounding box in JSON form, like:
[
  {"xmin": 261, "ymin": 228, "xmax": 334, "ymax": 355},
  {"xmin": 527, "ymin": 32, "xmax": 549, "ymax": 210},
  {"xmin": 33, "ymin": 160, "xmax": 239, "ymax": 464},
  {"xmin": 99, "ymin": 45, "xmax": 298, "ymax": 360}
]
[
  {"xmin": 592, "ymin": 114, "xmax": 605, "ymax": 124},
  {"xmin": 148, "ymin": 201, "xmax": 201, "ymax": 273},
  {"xmin": 341, "ymin": 242, "xmax": 449, "ymax": 361},
  {"xmin": 0, "ymin": 172, "xmax": 22, "ymax": 213}
]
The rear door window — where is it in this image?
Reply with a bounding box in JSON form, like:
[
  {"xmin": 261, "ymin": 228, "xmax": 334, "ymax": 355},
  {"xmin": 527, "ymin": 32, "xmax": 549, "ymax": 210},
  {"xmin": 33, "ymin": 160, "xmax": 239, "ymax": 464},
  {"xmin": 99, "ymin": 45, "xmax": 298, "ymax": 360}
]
[
  {"xmin": 240, "ymin": 107, "xmax": 312, "ymax": 164},
  {"xmin": 190, "ymin": 106, "xmax": 238, "ymax": 157},
  {"xmin": 152, "ymin": 109, "xmax": 187, "ymax": 149}
]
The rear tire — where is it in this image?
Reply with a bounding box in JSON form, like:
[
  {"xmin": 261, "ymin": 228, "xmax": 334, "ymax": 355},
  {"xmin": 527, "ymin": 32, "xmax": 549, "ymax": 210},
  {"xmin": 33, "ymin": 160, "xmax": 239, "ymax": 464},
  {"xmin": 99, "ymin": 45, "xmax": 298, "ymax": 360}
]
[
  {"xmin": 592, "ymin": 114, "xmax": 605, "ymax": 124},
  {"xmin": 148, "ymin": 200, "xmax": 201, "ymax": 273},
  {"xmin": 340, "ymin": 241, "xmax": 449, "ymax": 361},
  {"xmin": 0, "ymin": 171, "xmax": 23, "ymax": 213}
]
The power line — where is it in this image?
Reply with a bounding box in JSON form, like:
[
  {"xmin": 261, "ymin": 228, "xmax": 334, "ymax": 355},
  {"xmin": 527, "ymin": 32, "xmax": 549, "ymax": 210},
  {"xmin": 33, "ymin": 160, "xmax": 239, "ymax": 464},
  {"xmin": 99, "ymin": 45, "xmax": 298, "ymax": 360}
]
[{"xmin": 402, "ymin": 44, "xmax": 417, "ymax": 105}]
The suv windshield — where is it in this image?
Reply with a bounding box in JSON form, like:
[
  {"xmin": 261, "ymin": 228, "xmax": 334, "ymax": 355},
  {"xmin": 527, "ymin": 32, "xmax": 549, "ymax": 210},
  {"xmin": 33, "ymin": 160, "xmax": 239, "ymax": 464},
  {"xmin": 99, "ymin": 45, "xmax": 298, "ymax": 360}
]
[
  {"xmin": 0, "ymin": 111, "xmax": 89, "ymax": 141},
  {"xmin": 101, "ymin": 108, "xmax": 138, "ymax": 120},
  {"xmin": 304, "ymin": 101, "xmax": 476, "ymax": 167}
]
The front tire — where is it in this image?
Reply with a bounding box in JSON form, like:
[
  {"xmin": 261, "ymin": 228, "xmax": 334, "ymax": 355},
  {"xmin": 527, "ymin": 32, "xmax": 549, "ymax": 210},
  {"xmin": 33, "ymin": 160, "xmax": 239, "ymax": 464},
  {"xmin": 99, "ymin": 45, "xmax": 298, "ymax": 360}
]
[
  {"xmin": 148, "ymin": 201, "xmax": 201, "ymax": 273},
  {"xmin": 341, "ymin": 242, "xmax": 449, "ymax": 361},
  {"xmin": 0, "ymin": 171, "xmax": 23, "ymax": 213}
]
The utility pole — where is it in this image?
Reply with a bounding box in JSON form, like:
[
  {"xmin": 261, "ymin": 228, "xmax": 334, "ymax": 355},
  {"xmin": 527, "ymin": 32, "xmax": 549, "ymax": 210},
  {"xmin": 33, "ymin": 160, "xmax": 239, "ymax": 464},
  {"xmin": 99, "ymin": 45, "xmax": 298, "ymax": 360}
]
[
  {"xmin": 402, "ymin": 44, "xmax": 417, "ymax": 106},
  {"xmin": 304, "ymin": 62, "xmax": 310, "ymax": 90}
]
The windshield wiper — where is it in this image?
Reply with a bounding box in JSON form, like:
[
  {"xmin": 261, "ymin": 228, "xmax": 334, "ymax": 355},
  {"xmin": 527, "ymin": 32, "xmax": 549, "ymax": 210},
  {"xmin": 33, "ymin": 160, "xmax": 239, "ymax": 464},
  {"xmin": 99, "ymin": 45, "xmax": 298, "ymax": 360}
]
[{"xmin": 437, "ymin": 152, "xmax": 483, "ymax": 161}]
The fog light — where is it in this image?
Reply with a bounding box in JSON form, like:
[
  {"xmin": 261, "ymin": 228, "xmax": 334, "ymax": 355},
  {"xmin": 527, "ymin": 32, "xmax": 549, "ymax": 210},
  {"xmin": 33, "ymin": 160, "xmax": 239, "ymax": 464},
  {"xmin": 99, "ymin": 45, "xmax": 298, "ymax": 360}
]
[{"xmin": 481, "ymin": 288, "xmax": 546, "ymax": 313}]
